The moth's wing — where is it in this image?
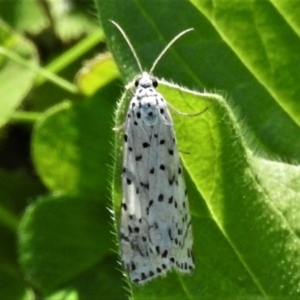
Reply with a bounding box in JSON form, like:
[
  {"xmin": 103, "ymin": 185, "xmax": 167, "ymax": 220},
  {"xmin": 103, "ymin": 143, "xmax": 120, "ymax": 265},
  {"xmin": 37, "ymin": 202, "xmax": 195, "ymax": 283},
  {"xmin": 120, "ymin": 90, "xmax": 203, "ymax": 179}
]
[
  {"xmin": 147, "ymin": 97, "xmax": 195, "ymax": 274},
  {"xmin": 120, "ymin": 93, "xmax": 194, "ymax": 285},
  {"xmin": 121, "ymin": 97, "xmax": 159, "ymax": 284}
]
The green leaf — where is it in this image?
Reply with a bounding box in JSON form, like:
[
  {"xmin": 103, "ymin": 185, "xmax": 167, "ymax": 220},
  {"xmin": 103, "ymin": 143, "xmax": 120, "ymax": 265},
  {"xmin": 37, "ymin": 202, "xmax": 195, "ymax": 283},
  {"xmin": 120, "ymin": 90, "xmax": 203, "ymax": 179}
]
[
  {"xmin": 189, "ymin": 0, "xmax": 300, "ymax": 162},
  {"xmin": 0, "ymin": 0, "xmax": 98, "ymax": 40},
  {"xmin": 113, "ymin": 80, "xmax": 300, "ymax": 298},
  {"xmin": 0, "ymin": 268, "xmax": 30, "ymax": 300},
  {"xmin": 97, "ymin": 0, "xmax": 300, "ymax": 163},
  {"xmin": 50, "ymin": 0, "xmax": 99, "ymax": 41},
  {"xmin": 0, "ymin": 19, "xmax": 38, "ymax": 128},
  {"xmin": 0, "ymin": 0, "xmax": 46, "ymax": 34},
  {"xmin": 32, "ymin": 80, "xmax": 118, "ymax": 197},
  {"xmin": 191, "ymin": 0, "xmax": 300, "ymax": 126},
  {"xmin": 18, "ymin": 194, "xmax": 122, "ymax": 296},
  {"xmin": 76, "ymin": 53, "xmax": 120, "ymax": 96},
  {"xmin": 97, "ymin": 0, "xmax": 300, "ymax": 298}
]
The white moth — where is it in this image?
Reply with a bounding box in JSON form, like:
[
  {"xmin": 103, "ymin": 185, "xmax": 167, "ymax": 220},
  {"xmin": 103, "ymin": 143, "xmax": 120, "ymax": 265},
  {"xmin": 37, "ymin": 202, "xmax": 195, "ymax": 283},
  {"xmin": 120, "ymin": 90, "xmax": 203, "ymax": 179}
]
[{"xmin": 111, "ymin": 20, "xmax": 196, "ymax": 284}]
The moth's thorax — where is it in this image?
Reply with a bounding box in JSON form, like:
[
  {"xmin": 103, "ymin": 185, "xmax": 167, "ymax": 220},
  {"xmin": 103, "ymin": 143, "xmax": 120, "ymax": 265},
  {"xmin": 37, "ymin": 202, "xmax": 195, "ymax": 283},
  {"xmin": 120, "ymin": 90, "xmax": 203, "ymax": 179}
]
[
  {"xmin": 130, "ymin": 72, "xmax": 165, "ymax": 126},
  {"xmin": 134, "ymin": 72, "xmax": 157, "ymax": 97}
]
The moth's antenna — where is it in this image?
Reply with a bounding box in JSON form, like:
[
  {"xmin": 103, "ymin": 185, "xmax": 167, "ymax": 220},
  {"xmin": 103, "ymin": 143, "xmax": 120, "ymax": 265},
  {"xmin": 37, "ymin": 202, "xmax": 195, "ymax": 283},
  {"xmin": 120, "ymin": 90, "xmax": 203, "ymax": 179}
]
[
  {"xmin": 110, "ymin": 20, "xmax": 143, "ymax": 73},
  {"xmin": 149, "ymin": 28, "xmax": 194, "ymax": 74}
]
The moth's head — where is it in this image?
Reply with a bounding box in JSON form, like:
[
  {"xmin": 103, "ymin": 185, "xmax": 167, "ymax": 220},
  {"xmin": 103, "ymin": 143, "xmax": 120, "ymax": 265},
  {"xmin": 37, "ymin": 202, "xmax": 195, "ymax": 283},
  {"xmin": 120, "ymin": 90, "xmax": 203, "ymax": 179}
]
[{"xmin": 135, "ymin": 72, "xmax": 158, "ymax": 89}]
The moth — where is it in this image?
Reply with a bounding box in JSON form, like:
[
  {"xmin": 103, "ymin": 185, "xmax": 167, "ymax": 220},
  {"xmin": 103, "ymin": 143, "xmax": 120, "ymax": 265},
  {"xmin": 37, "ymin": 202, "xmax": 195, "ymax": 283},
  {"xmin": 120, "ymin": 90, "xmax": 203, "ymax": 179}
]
[{"xmin": 111, "ymin": 20, "xmax": 199, "ymax": 284}]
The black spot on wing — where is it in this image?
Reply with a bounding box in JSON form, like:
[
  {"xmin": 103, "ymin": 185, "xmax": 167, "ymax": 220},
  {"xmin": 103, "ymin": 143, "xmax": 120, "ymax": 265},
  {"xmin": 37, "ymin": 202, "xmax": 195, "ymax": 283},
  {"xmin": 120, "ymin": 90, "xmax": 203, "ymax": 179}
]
[
  {"xmin": 169, "ymin": 174, "xmax": 175, "ymax": 185},
  {"xmin": 131, "ymin": 262, "xmax": 136, "ymax": 271},
  {"xmin": 162, "ymin": 250, "xmax": 168, "ymax": 258},
  {"xmin": 136, "ymin": 155, "xmax": 142, "ymax": 161},
  {"xmin": 140, "ymin": 182, "xmax": 149, "ymax": 189},
  {"xmin": 121, "ymin": 203, "xmax": 127, "ymax": 211},
  {"xmin": 158, "ymin": 194, "xmax": 164, "ymax": 202},
  {"xmin": 146, "ymin": 199, "xmax": 154, "ymax": 215},
  {"xmin": 120, "ymin": 233, "xmax": 129, "ymax": 242}
]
